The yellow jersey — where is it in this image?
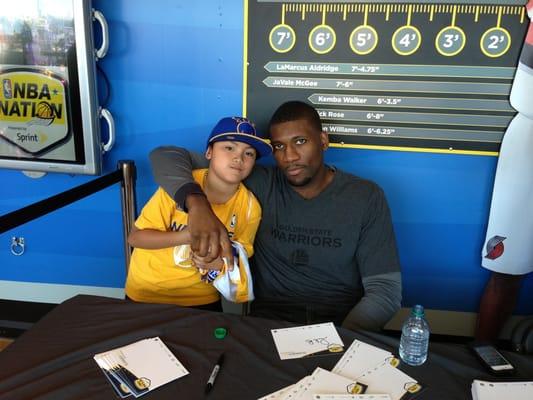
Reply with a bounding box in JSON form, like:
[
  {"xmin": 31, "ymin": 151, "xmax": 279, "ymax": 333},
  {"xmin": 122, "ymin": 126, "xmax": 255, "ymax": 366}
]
[{"xmin": 125, "ymin": 169, "xmax": 261, "ymax": 306}]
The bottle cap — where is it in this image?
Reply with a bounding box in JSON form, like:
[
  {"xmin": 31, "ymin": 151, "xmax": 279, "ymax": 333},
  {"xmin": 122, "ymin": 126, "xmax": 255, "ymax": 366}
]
[
  {"xmin": 412, "ymin": 304, "xmax": 424, "ymax": 317},
  {"xmin": 214, "ymin": 327, "xmax": 227, "ymax": 339}
]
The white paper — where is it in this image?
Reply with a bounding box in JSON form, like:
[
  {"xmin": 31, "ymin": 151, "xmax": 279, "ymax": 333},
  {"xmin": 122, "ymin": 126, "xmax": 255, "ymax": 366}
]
[
  {"xmin": 278, "ymin": 377, "xmax": 312, "ymax": 400},
  {"xmin": 356, "ymin": 361, "xmax": 421, "ymax": 400},
  {"xmin": 281, "ymin": 368, "xmax": 363, "ymax": 400},
  {"xmin": 332, "ymin": 339, "xmax": 394, "ymax": 380},
  {"xmin": 472, "ymin": 380, "xmax": 533, "ymax": 400},
  {"xmin": 312, "ymin": 395, "xmax": 392, "ymax": 400},
  {"xmin": 271, "ymin": 323, "xmax": 344, "ymax": 360},
  {"xmin": 94, "ymin": 337, "xmax": 189, "ymax": 397}
]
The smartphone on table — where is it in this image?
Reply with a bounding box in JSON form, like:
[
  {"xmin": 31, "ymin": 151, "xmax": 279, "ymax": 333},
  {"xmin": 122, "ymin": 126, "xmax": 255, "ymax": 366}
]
[{"xmin": 469, "ymin": 342, "xmax": 516, "ymax": 375}]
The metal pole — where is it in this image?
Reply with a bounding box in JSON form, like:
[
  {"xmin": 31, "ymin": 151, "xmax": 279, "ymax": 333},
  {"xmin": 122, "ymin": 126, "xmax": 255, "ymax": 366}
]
[{"xmin": 118, "ymin": 160, "xmax": 137, "ymax": 273}]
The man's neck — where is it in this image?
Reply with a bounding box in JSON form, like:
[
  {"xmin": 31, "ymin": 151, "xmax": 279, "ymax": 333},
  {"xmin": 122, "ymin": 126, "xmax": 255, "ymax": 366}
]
[
  {"xmin": 291, "ymin": 165, "xmax": 335, "ymax": 200},
  {"xmin": 203, "ymin": 170, "xmax": 239, "ymax": 204}
]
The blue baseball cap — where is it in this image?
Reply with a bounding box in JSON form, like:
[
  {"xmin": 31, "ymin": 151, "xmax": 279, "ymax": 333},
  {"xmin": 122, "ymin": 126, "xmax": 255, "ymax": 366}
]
[{"xmin": 206, "ymin": 117, "xmax": 272, "ymax": 158}]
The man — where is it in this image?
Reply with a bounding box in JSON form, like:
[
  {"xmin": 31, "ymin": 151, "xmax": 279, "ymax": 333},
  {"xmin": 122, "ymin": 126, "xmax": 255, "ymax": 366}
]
[{"xmin": 150, "ymin": 101, "xmax": 401, "ymax": 331}]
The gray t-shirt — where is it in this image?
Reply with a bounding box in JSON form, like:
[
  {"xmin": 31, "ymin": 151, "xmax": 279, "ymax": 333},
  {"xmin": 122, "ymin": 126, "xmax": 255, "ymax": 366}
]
[{"xmin": 244, "ymin": 166, "xmax": 400, "ymax": 307}]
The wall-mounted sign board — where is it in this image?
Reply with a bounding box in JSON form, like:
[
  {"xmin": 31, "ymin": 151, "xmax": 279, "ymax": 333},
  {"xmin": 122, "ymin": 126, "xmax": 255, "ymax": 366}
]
[
  {"xmin": 0, "ymin": 0, "xmax": 108, "ymax": 175},
  {"xmin": 243, "ymin": 0, "xmax": 529, "ymax": 155}
]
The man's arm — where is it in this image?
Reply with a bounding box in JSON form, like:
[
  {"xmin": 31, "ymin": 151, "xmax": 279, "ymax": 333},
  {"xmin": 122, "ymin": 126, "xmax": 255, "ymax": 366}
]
[
  {"xmin": 149, "ymin": 146, "xmax": 232, "ymax": 263},
  {"xmin": 342, "ymin": 272, "xmax": 401, "ymax": 331},
  {"xmin": 149, "ymin": 146, "xmax": 208, "ymax": 208},
  {"xmin": 343, "ymin": 184, "xmax": 402, "ymax": 331}
]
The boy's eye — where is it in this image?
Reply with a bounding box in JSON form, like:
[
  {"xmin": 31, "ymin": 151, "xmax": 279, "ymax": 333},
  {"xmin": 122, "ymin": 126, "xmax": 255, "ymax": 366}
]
[
  {"xmin": 224, "ymin": 145, "xmax": 234, "ymax": 151},
  {"xmin": 245, "ymin": 151, "xmax": 256, "ymax": 158}
]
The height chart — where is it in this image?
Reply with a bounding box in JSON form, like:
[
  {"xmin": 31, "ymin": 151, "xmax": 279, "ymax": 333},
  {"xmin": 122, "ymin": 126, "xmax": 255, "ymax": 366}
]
[{"xmin": 244, "ymin": 0, "xmax": 528, "ymax": 154}]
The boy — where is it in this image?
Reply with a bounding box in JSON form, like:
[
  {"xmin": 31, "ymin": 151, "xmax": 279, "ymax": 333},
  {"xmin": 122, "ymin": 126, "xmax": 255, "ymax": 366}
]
[{"xmin": 125, "ymin": 117, "xmax": 272, "ymax": 310}]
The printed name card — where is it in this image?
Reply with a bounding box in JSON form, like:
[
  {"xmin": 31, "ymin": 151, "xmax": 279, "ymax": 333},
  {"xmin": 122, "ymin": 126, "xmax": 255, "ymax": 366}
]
[
  {"xmin": 271, "ymin": 322, "xmax": 344, "ymax": 360},
  {"xmin": 281, "ymin": 368, "xmax": 364, "ymax": 400},
  {"xmin": 332, "ymin": 339, "xmax": 395, "ymax": 380},
  {"xmin": 356, "ymin": 361, "xmax": 423, "ymax": 400},
  {"xmin": 472, "ymin": 380, "xmax": 533, "ymax": 400},
  {"xmin": 94, "ymin": 337, "xmax": 188, "ymax": 398}
]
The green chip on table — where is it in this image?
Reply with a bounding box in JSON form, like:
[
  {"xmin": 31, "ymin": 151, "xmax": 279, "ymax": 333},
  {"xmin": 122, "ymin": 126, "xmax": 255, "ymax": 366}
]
[{"xmin": 214, "ymin": 327, "xmax": 227, "ymax": 339}]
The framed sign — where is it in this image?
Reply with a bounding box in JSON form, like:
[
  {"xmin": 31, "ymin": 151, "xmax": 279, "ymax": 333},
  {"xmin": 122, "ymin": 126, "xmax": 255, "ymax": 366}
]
[
  {"xmin": 243, "ymin": 0, "xmax": 529, "ymax": 155},
  {"xmin": 0, "ymin": 0, "xmax": 109, "ymax": 175}
]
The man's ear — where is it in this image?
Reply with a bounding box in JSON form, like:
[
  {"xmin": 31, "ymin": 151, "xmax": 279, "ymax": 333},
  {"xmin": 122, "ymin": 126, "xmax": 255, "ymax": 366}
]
[
  {"xmin": 320, "ymin": 131, "xmax": 329, "ymax": 151},
  {"xmin": 205, "ymin": 145, "xmax": 213, "ymax": 160}
]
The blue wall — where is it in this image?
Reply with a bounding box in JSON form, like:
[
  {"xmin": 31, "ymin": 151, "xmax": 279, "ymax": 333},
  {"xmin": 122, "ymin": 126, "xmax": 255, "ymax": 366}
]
[{"xmin": 0, "ymin": 0, "xmax": 531, "ymax": 314}]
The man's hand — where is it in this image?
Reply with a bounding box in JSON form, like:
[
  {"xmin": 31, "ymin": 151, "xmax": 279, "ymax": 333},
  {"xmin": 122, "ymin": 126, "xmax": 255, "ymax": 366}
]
[
  {"xmin": 186, "ymin": 194, "xmax": 234, "ymax": 266},
  {"xmin": 191, "ymin": 253, "xmax": 225, "ymax": 271}
]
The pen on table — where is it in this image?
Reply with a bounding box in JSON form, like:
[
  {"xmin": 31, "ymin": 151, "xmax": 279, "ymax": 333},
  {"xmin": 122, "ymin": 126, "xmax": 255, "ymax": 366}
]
[{"xmin": 205, "ymin": 353, "xmax": 224, "ymax": 394}]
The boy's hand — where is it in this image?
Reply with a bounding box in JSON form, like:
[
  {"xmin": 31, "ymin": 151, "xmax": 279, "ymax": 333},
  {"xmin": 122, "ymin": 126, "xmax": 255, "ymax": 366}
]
[{"xmin": 186, "ymin": 194, "xmax": 234, "ymax": 266}]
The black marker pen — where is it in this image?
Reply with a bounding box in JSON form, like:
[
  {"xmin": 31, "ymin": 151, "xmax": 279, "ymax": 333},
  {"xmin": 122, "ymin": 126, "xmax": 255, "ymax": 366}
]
[{"xmin": 205, "ymin": 353, "xmax": 224, "ymax": 394}]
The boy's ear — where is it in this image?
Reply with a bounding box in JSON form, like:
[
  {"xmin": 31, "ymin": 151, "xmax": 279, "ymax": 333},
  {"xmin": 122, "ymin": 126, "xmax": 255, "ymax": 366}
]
[{"xmin": 205, "ymin": 145, "xmax": 213, "ymax": 160}]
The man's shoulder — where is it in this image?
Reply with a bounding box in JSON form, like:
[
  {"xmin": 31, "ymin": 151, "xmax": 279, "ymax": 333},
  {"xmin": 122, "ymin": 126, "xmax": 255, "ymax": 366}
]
[
  {"xmin": 244, "ymin": 163, "xmax": 278, "ymax": 194},
  {"xmin": 334, "ymin": 168, "xmax": 383, "ymax": 195},
  {"xmin": 249, "ymin": 163, "xmax": 277, "ymax": 180}
]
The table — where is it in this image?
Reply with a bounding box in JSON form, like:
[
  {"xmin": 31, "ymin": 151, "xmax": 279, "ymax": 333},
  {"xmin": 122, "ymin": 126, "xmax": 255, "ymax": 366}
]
[{"xmin": 0, "ymin": 295, "xmax": 531, "ymax": 400}]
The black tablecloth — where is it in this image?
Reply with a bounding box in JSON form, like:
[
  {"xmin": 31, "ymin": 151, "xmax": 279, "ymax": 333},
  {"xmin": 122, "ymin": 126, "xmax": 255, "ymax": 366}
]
[{"xmin": 0, "ymin": 295, "xmax": 531, "ymax": 400}]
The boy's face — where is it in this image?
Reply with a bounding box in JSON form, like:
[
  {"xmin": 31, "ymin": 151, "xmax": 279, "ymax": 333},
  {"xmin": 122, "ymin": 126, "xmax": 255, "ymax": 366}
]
[{"xmin": 205, "ymin": 141, "xmax": 257, "ymax": 184}]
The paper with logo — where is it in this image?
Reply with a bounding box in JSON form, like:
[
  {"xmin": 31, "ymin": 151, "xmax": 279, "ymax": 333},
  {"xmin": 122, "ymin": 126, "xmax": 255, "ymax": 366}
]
[
  {"xmin": 280, "ymin": 368, "xmax": 366, "ymax": 400},
  {"xmin": 332, "ymin": 339, "xmax": 395, "ymax": 380},
  {"xmin": 94, "ymin": 337, "xmax": 189, "ymax": 398},
  {"xmin": 312, "ymin": 395, "xmax": 392, "ymax": 400},
  {"xmin": 471, "ymin": 380, "xmax": 533, "ymax": 400},
  {"xmin": 100, "ymin": 366, "xmax": 132, "ymax": 398},
  {"xmin": 271, "ymin": 322, "xmax": 344, "ymax": 360},
  {"xmin": 356, "ymin": 361, "xmax": 423, "ymax": 400}
]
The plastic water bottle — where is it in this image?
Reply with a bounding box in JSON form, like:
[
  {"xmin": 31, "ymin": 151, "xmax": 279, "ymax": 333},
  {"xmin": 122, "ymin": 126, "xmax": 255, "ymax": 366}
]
[{"xmin": 399, "ymin": 304, "xmax": 430, "ymax": 366}]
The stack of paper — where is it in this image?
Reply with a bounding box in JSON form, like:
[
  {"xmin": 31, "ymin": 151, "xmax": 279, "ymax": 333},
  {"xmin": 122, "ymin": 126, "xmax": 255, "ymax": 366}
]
[
  {"xmin": 472, "ymin": 380, "xmax": 533, "ymax": 400},
  {"xmin": 264, "ymin": 324, "xmax": 423, "ymax": 400},
  {"xmin": 94, "ymin": 337, "xmax": 189, "ymax": 398}
]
